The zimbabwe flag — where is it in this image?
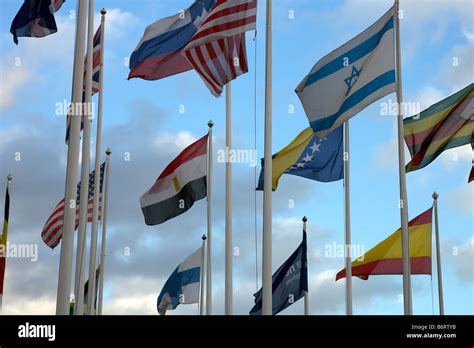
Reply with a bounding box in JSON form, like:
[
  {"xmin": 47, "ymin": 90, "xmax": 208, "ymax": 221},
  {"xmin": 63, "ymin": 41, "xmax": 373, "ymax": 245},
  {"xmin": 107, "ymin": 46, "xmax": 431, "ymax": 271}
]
[
  {"xmin": 336, "ymin": 208, "xmax": 432, "ymax": 281},
  {"xmin": 404, "ymin": 83, "xmax": 473, "ymax": 173}
]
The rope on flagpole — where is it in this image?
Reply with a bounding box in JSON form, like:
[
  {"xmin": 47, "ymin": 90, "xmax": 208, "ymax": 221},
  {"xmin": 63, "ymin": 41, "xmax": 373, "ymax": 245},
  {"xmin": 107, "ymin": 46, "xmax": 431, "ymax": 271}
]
[
  {"xmin": 253, "ymin": 27, "xmax": 259, "ymax": 297},
  {"xmin": 430, "ymin": 275, "xmax": 435, "ymax": 315}
]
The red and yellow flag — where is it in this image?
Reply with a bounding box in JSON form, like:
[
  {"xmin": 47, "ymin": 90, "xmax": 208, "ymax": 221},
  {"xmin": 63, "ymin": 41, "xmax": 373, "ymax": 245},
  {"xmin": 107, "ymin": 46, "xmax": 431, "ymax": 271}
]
[{"xmin": 336, "ymin": 208, "xmax": 432, "ymax": 281}]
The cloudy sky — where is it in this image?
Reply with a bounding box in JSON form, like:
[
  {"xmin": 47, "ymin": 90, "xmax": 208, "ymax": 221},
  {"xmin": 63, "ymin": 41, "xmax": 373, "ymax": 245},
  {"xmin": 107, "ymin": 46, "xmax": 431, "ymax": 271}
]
[{"xmin": 0, "ymin": 0, "xmax": 472, "ymax": 315}]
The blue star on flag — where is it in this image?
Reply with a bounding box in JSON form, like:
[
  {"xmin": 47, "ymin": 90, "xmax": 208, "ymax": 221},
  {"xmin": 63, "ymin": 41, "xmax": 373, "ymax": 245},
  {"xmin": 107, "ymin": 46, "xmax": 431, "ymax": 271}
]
[{"xmin": 344, "ymin": 65, "xmax": 361, "ymax": 95}]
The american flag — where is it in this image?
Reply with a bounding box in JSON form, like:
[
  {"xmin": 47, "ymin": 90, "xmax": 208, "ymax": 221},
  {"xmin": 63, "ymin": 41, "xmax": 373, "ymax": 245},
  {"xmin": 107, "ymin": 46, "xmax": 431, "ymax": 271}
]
[
  {"xmin": 41, "ymin": 163, "xmax": 105, "ymax": 249},
  {"xmin": 182, "ymin": 0, "xmax": 257, "ymax": 97},
  {"xmin": 65, "ymin": 24, "xmax": 103, "ymax": 144}
]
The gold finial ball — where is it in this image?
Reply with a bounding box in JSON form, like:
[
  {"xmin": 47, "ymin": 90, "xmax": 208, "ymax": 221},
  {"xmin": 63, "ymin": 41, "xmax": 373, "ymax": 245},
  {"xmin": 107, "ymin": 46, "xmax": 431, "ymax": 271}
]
[
  {"xmin": 208, "ymin": 120, "xmax": 214, "ymax": 128},
  {"xmin": 101, "ymin": 8, "xmax": 106, "ymax": 15},
  {"xmin": 302, "ymin": 216, "xmax": 307, "ymax": 223}
]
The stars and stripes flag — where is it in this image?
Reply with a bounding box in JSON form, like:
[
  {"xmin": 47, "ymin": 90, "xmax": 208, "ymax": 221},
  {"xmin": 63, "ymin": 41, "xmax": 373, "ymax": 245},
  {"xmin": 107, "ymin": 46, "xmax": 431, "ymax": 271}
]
[
  {"xmin": 41, "ymin": 163, "xmax": 105, "ymax": 249},
  {"xmin": 65, "ymin": 25, "xmax": 103, "ymax": 144},
  {"xmin": 182, "ymin": 0, "xmax": 257, "ymax": 97}
]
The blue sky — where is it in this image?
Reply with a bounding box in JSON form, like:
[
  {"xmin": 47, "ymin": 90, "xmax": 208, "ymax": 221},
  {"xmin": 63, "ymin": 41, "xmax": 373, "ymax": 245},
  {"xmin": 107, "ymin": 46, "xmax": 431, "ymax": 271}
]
[{"xmin": 0, "ymin": 0, "xmax": 472, "ymax": 315}]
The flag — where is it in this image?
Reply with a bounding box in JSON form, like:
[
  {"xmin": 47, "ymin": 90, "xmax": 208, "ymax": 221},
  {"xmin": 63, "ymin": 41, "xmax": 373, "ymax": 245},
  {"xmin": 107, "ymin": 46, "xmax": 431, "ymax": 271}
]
[
  {"xmin": 336, "ymin": 208, "xmax": 432, "ymax": 281},
  {"xmin": 41, "ymin": 163, "xmax": 105, "ymax": 249},
  {"xmin": 250, "ymin": 231, "xmax": 308, "ymax": 315},
  {"xmin": 140, "ymin": 135, "xmax": 208, "ymax": 225},
  {"xmin": 0, "ymin": 181, "xmax": 11, "ymax": 299},
  {"xmin": 65, "ymin": 25, "xmax": 103, "ymax": 144},
  {"xmin": 182, "ymin": 0, "xmax": 257, "ymax": 97},
  {"xmin": 128, "ymin": 0, "xmax": 217, "ymax": 80},
  {"xmin": 469, "ymin": 134, "xmax": 474, "ymax": 183},
  {"xmin": 404, "ymin": 83, "xmax": 474, "ymax": 173},
  {"xmin": 257, "ymin": 126, "xmax": 343, "ymax": 191},
  {"xmin": 296, "ymin": 6, "xmax": 396, "ymax": 138},
  {"xmin": 10, "ymin": 0, "xmax": 65, "ymax": 45},
  {"xmin": 70, "ymin": 265, "xmax": 100, "ymax": 315},
  {"xmin": 157, "ymin": 247, "xmax": 202, "ymax": 315}
]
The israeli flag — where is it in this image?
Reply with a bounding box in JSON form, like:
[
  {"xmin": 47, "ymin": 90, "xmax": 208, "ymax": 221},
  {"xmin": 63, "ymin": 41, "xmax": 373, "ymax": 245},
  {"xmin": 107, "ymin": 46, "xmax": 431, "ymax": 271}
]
[
  {"xmin": 296, "ymin": 6, "xmax": 396, "ymax": 138},
  {"xmin": 157, "ymin": 247, "xmax": 202, "ymax": 315}
]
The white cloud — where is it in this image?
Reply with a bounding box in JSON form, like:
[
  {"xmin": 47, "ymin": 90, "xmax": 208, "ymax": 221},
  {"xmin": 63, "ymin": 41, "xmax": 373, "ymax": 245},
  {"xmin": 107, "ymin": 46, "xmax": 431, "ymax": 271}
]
[
  {"xmin": 445, "ymin": 183, "xmax": 474, "ymax": 216},
  {"xmin": 153, "ymin": 131, "xmax": 197, "ymax": 153},
  {"xmin": 0, "ymin": 67, "xmax": 30, "ymax": 110}
]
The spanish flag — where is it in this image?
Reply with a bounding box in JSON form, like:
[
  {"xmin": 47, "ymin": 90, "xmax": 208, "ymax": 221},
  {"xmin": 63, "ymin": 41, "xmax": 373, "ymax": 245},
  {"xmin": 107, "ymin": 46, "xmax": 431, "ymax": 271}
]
[
  {"xmin": 0, "ymin": 180, "xmax": 11, "ymax": 298},
  {"xmin": 404, "ymin": 83, "xmax": 473, "ymax": 173},
  {"xmin": 336, "ymin": 208, "xmax": 432, "ymax": 281}
]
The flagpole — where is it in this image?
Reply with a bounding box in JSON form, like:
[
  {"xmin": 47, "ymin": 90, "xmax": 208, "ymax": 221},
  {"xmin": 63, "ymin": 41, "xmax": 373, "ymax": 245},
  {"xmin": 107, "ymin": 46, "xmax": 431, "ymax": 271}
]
[
  {"xmin": 0, "ymin": 174, "xmax": 12, "ymax": 312},
  {"xmin": 206, "ymin": 120, "xmax": 214, "ymax": 315},
  {"xmin": 303, "ymin": 216, "xmax": 309, "ymax": 316},
  {"xmin": 394, "ymin": 0, "xmax": 412, "ymax": 315},
  {"xmin": 87, "ymin": 7, "xmax": 106, "ymax": 316},
  {"xmin": 97, "ymin": 148, "xmax": 111, "ymax": 315},
  {"xmin": 432, "ymin": 192, "xmax": 444, "ymax": 315},
  {"xmin": 56, "ymin": 0, "xmax": 87, "ymax": 315},
  {"xmin": 73, "ymin": 0, "xmax": 94, "ymax": 315},
  {"xmin": 199, "ymin": 235, "xmax": 206, "ymax": 316},
  {"xmin": 343, "ymin": 121, "xmax": 353, "ymax": 315},
  {"xmin": 225, "ymin": 83, "xmax": 233, "ymax": 315},
  {"xmin": 262, "ymin": 0, "xmax": 273, "ymax": 316}
]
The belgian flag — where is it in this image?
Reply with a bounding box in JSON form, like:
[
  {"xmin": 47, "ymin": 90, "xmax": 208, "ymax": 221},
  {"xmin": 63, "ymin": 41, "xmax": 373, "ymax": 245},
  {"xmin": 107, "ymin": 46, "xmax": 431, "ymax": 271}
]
[{"xmin": 0, "ymin": 176, "xmax": 12, "ymax": 303}]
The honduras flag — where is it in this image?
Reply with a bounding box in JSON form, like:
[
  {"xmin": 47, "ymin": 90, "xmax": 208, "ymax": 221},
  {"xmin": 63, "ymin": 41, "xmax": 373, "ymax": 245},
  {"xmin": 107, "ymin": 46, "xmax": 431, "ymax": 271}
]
[
  {"xmin": 257, "ymin": 126, "xmax": 343, "ymax": 191},
  {"xmin": 296, "ymin": 6, "xmax": 396, "ymax": 138},
  {"xmin": 157, "ymin": 246, "xmax": 202, "ymax": 315},
  {"xmin": 128, "ymin": 0, "xmax": 216, "ymax": 80},
  {"xmin": 250, "ymin": 231, "xmax": 308, "ymax": 315}
]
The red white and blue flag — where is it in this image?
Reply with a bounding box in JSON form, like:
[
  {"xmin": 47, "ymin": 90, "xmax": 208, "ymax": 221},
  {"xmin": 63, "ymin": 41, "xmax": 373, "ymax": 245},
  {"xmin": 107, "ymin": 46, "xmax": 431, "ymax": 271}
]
[
  {"xmin": 41, "ymin": 163, "xmax": 105, "ymax": 249},
  {"xmin": 182, "ymin": 0, "xmax": 257, "ymax": 96},
  {"xmin": 65, "ymin": 25, "xmax": 102, "ymax": 144},
  {"xmin": 10, "ymin": 0, "xmax": 65, "ymax": 44},
  {"xmin": 128, "ymin": 0, "xmax": 217, "ymax": 81}
]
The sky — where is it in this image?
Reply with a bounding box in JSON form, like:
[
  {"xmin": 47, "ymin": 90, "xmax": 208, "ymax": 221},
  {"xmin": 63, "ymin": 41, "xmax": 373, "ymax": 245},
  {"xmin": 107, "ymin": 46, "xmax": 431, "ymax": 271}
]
[{"xmin": 0, "ymin": 0, "xmax": 472, "ymax": 315}]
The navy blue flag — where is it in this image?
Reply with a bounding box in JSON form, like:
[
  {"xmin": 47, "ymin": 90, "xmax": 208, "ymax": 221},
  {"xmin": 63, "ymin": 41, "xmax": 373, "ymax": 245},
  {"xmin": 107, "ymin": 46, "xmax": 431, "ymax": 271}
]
[
  {"xmin": 10, "ymin": 0, "xmax": 65, "ymax": 45},
  {"xmin": 256, "ymin": 125, "xmax": 343, "ymax": 191},
  {"xmin": 250, "ymin": 231, "xmax": 308, "ymax": 315}
]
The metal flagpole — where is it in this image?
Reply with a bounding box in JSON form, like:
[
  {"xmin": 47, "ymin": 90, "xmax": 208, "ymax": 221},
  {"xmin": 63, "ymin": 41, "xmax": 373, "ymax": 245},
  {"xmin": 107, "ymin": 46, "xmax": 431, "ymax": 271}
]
[
  {"xmin": 73, "ymin": 0, "xmax": 94, "ymax": 316},
  {"xmin": 206, "ymin": 120, "xmax": 214, "ymax": 315},
  {"xmin": 199, "ymin": 235, "xmax": 206, "ymax": 316},
  {"xmin": 0, "ymin": 174, "xmax": 13, "ymax": 312},
  {"xmin": 262, "ymin": 0, "xmax": 273, "ymax": 316},
  {"xmin": 432, "ymin": 192, "xmax": 444, "ymax": 315},
  {"xmin": 225, "ymin": 83, "xmax": 233, "ymax": 315},
  {"xmin": 56, "ymin": 0, "xmax": 87, "ymax": 315},
  {"xmin": 343, "ymin": 121, "xmax": 353, "ymax": 315},
  {"xmin": 394, "ymin": 0, "xmax": 412, "ymax": 315},
  {"xmin": 302, "ymin": 216, "xmax": 309, "ymax": 316},
  {"xmin": 97, "ymin": 148, "xmax": 111, "ymax": 315},
  {"xmin": 87, "ymin": 7, "xmax": 106, "ymax": 316}
]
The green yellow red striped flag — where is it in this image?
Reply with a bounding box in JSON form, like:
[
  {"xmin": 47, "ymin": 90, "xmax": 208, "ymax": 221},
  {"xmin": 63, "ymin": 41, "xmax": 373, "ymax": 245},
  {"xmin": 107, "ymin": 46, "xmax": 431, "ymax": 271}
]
[
  {"xmin": 336, "ymin": 208, "xmax": 432, "ymax": 281},
  {"xmin": 404, "ymin": 83, "xmax": 473, "ymax": 173}
]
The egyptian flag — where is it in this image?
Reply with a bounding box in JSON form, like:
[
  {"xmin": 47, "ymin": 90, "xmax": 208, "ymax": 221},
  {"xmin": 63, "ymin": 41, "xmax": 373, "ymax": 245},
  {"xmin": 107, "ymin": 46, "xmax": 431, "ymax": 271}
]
[
  {"xmin": 140, "ymin": 134, "xmax": 208, "ymax": 225},
  {"xmin": 336, "ymin": 208, "xmax": 433, "ymax": 281},
  {"xmin": 10, "ymin": 0, "xmax": 65, "ymax": 45}
]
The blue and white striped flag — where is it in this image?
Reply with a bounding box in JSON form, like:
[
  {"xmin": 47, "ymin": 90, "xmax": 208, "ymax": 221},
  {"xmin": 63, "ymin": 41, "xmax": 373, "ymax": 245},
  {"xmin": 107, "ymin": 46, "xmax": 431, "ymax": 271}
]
[
  {"xmin": 296, "ymin": 6, "xmax": 396, "ymax": 138},
  {"xmin": 157, "ymin": 246, "xmax": 202, "ymax": 315}
]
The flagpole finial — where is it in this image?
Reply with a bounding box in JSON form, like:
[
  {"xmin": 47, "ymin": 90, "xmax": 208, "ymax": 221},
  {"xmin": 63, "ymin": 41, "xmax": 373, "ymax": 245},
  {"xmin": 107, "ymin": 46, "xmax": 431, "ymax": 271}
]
[
  {"xmin": 106, "ymin": 148, "xmax": 111, "ymax": 156},
  {"xmin": 101, "ymin": 8, "xmax": 106, "ymax": 16},
  {"xmin": 302, "ymin": 216, "xmax": 307, "ymax": 223},
  {"xmin": 202, "ymin": 234, "xmax": 207, "ymax": 241},
  {"xmin": 208, "ymin": 120, "xmax": 214, "ymax": 128},
  {"xmin": 7, "ymin": 174, "xmax": 12, "ymax": 181},
  {"xmin": 432, "ymin": 191, "xmax": 439, "ymax": 200}
]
